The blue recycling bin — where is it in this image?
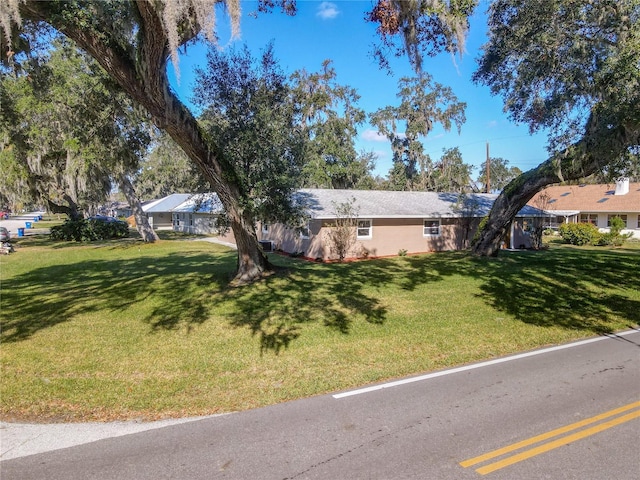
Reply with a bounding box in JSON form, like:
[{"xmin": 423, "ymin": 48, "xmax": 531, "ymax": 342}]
[
  {"xmin": 34, "ymin": 216, "xmax": 39, "ymax": 222},
  {"xmin": 18, "ymin": 228, "xmax": 25, "ymax": 237},
  {"xmin": 25, "ymin": 222, "xmax": 32, "ymax": 229}
]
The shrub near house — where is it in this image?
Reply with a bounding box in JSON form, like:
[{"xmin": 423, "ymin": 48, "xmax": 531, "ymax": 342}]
[
  {"xmin": 559, "ymin": 216, "xmax": 631, "ymax": 246},
  {"xmin": 558, "ymin": 223, "xmax": 600, "ymax": 246},
  {"xmin": 50, "ymin": 217, "xmax": 129, "ymax": 242}
]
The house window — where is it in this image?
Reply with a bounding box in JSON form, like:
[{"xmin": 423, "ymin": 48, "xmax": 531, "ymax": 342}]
[
  {"xmin": 607, "ymin": 214, "xmax": 627, "ymax": 227},
  {"xmin": 357, "ymin": 219, "xmax": 372, "ymax": 239},
  {"xmin": 189, "ymin": 214, "xmax": 193, "ymax": 226},
  {"xmin": 580, "ymin": 213, "xmax": 598, "ymax": 225},
  {"xmin": 262, "ymin": 223, "xmax": 269, "ymax": 234},
  {"xmin": 299, "ymin": 223, "xmax": 310, "ymax": 239},
  {"xmin": 423, "ymin": 219, "xmax": 440, "ymax": 236}
]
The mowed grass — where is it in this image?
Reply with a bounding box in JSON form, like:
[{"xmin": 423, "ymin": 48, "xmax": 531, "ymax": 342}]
[{"xmin": 1, "ymin": 235, "xmax": 638, "ymax": 422}]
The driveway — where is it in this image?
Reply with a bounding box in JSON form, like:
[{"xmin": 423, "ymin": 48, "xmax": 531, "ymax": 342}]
[{"xmin": 0, "ymin": 212, "xmax": 48, "ymax": 237}]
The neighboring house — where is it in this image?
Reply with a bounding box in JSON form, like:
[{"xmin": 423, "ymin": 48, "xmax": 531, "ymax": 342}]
[
  {"xmin": 529, "ymin": 178, "xmax": 640, "ymax": 239},
  {"xmin": 171, "ymin": 193, "xmax": 227, "ymax": 235},
  {"xmin": 142, "ymin": 193, "xmax": 191, "ymax": 229},
  {"xmin": 260, "ymin": 189, "xmax": 546, "ymax": 261},
  {"xmin": 100, "ymin": 201, "xmax": 132, "ymax": 219}
]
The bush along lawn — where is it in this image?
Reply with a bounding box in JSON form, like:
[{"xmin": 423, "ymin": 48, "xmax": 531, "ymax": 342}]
[{"xmin": 1, "ymin": 238, "xmax": 638, "ymax": 422}]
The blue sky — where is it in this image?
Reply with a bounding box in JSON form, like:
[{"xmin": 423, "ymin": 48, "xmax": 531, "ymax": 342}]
[{"xmin": 168, "ymin": 0, "xmax": 550, "ymax": 179}]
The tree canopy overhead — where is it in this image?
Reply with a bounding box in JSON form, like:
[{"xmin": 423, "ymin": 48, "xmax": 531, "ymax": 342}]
[
  {"xmin": 471, "ymin": 0, "xmax": 640, "ymax": 256},
  {"xmin": 0, "ymin": 38, "xmax": 150, "ymax": 223},
  {"xmin": 2, "ymin": 0, "xmax": 475, "ymax": 283}
]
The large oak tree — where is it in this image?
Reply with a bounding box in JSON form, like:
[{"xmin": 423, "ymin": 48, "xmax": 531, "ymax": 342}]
[
  {"xmin": 3, "ymin": 0, "xmax": 289, "ymax": 283},
  {"xmin": 471, "ymin": 0, "xmax": 640, "ymax": 255},
  {"xmin": 1, "ymin": 0, "xmax": 476, "ymax": 282},
  {"xmin": 1, "ymin": 38, "xmax": 158, "ymax": 241}
]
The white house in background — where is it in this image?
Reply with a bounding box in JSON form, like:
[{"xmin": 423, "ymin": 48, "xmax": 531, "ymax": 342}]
[
  {"xmin": 529, "ymin": 178, "xmax": 640, "ymax": 239},
  {"xmin": 171, "ymin": 193, "xmax": 226, "ymax": 235},
  {"xmin": 142, "ymin": 193, "xmax": 191, "ymax": 229}
]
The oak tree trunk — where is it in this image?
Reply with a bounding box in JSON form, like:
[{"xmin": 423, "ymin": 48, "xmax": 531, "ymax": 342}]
[
  {"xmin": 472, "ymin": 116, "xmax": 638, "ymax": 256},
  {"xmin": 118, "ymin": 174, "xmax": 158, "ymax": 242},
  {"xmin": 21, "ymin": 2, "xmax": 273, "ymax": 284}
]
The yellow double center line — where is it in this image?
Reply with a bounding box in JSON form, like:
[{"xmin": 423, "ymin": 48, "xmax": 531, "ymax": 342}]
[{"xmin": 460, "ymin": 400, "xmax": 640, "ymax": 475}]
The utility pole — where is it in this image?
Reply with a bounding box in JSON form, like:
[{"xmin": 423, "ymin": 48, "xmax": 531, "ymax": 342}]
[{"xmin": 485, "ymin": 142, "xmax": 490, "ymax": 193}]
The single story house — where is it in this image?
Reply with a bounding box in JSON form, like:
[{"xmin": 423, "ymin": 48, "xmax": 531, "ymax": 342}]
[
  {"xmin": 260, "ymin": 189, "xmax": 547, "ymax": 261},
  {"xmin": 528, "ymin": 178, "xmax": 640, "ymax": 239},
  {"xmin": 171, "ymin": 193, "xmax": 227, "ymax": 235},
  {"xmin": 142, "ymin": 193, "xmax": 191, "ymax": 229}
]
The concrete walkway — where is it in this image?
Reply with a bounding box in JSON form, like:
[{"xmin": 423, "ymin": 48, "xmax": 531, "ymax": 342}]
[{"xmin": 0, "ymin": 416, "xmax": 219, "ymax": 461}]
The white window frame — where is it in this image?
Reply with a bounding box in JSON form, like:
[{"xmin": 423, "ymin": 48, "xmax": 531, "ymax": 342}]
[
  {"xmin": 357, "ymin": 219, "xmax": 372, "ymax": 239},
  {"xmin": 580, "ymin": 213, "xmax": 598, "ymax": 225},
  {"xmin": 262, "ymin": 223, "xmax": 269, "ymax": 234},
  {"xmin": 423, "ymin": 218, "xmax": 441, "ymax": 236}
]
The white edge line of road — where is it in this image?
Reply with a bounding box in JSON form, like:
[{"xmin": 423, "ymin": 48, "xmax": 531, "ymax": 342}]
[{"xmin": 332, "ymin": 329, "xmax": 640, "ymax": 399}]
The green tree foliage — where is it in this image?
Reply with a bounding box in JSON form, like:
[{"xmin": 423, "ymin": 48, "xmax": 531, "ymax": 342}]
[
  {"xmin": 370, "ymin": 74, "xmax": 466, "ymax": 190},
  {"xmin": 3, "ymin": 0, "xmax": 477, "ymax": 283},
  {"xmin": 135, "ymin": 133, "xmax": 208, "ymax": 200},
  {"xmin": 1, "ymin": 39, "xmax": 149, "ymax": 219},
  {"xmin": 477, "ymin": 157, "xmax": 522, "ymax": 193},
  {"xmin": 292, "ymin": 60, "xmax": 375, "ymax": 190},
  {"xmin": 366, "ymin": 0, "xmax": 476, "ymax": 71},
  {"xmin": 431, "ymin": 147, "xmax": 473, "ymax": 192},
  {"xmin": 472, "ymin": 0, "xmax": 640, "ymax": 256},
  {"xmin": 1, "ymin": 37, "xmax": 158, "ymax": 240},
  {"xmin": 2, "ymin": 0, "xmax": 296, "ymax": 283},
  {"xmin": 193, "ymin": 43, "xmax": 306, "ymax": 229}
]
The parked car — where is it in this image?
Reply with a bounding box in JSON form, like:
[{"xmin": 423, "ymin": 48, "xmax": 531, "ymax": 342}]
[
  {"xmin": 0, "ymin": 226, "xmax": 10, "ymax": 241},
  {"xmin": 0, "ymin": 210, "xmax": 10, "ymax": 220}
]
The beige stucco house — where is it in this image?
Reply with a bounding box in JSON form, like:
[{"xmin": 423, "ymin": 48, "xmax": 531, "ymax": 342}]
[
  {"xmin": 529, "ymin": 178, "xmax": 640, "ymax": 239},
  {"xmin": 260, "ymin": 189, "xmax": 546, "ymax": 261}
]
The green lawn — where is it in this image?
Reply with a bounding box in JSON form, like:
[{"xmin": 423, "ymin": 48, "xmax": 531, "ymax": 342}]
[{"xmin": 1, "ymin": 235, "xmax": 638, "ymax": 422}]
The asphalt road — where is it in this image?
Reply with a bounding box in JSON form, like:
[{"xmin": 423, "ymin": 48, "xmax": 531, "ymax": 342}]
[{"xmin": 2, "ymin": 330, "xmax": 639, "ymax": 480}]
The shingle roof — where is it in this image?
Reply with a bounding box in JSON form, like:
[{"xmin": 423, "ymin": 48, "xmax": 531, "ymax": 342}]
[
  {"xmin": 529, "ymin": 181, "xmax": 640, "ymax": 213},
  {"xmin": 142, "ymin": 194, "xmax": 192, "ymax": 213},
  {"xmin": 297, "ymin": 189, "xmax": 544, "ymax": 219},
  {"xmin": 172, "ymin": 193, "xmax": 224, "ymax": 214}
]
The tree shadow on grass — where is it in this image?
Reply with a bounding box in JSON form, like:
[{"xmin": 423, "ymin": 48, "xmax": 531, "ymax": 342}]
[
  {"xmin": 474, "ymin": 248, "xmax": 640, "ymax": 334},
  {"xmin": 1, "ymin": 248, "xmax": 236, "ymax": 343},
  {"xmin": 217, "ymin": 258, "xmax": 392, "ymax": 354},
  {"xmin": 3, "ymin": 242, "xmax": 638, "ymax": 354}
]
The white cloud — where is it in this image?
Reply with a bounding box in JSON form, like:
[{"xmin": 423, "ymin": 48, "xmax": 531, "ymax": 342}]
[
  {"xmin": 361, "ymin": 129, "xmax": 388, "ymax": 142},
  {"xmin": 486, "ymin": 120, "xmax": 498, "ymax": 128},
  {"xmin": 316, "ymin": 2, "xmax": 340, "ymax": 20},
  {"xmin": 373, "ymin": 150, "xmax": 388, "ymax": 160}
]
